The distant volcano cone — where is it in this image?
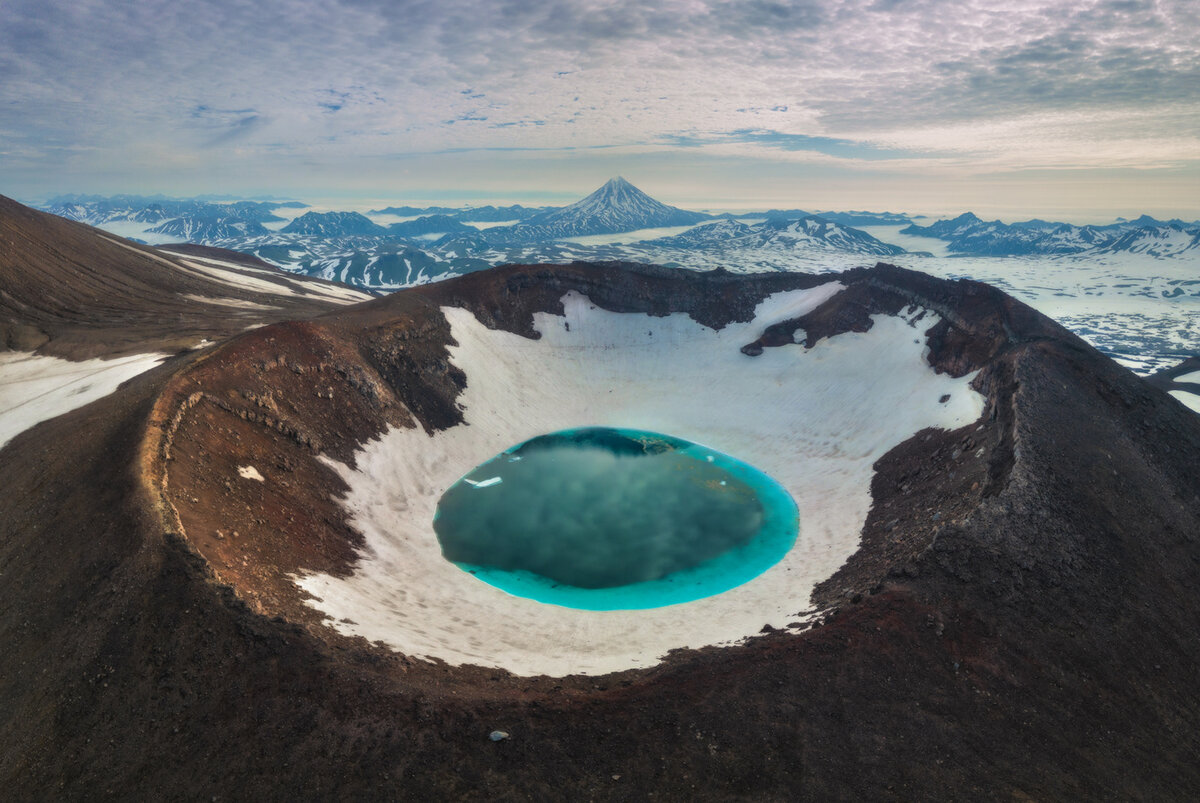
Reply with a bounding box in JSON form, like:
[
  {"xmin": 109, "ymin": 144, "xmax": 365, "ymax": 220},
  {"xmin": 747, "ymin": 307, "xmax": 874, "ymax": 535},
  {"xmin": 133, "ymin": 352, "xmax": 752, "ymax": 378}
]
[{"xmin": 485, "ymin": 177, "xmax": 711, "ymax": 241}]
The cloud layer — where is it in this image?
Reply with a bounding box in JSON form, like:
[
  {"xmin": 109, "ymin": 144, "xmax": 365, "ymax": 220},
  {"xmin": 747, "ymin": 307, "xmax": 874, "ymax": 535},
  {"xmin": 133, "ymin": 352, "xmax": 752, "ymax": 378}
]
[{"xmin": 1, "ymin": 0, "xmax": 1196, "ymax": 211}]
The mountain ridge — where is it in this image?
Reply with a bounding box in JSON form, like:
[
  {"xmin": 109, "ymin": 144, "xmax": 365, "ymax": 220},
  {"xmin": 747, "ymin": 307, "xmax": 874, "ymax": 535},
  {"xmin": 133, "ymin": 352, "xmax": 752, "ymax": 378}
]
[
  {"xmin": 903, "ymin": 212, "xmax": 1200, "ymax": 257},
  {"xmin": 281, "ymin": 210, "xmax": 388, "ymax": 237},
  {"xmin": 646, "ymin": 214, "xmax": 905, "ymax": 256}
]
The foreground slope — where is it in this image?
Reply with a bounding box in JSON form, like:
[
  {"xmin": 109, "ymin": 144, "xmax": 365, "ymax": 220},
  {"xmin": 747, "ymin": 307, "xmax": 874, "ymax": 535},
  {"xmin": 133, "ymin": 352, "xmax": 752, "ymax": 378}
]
[{"xmin": 1, "ymin": 260, "xmax": 1199, "ymax": 799}]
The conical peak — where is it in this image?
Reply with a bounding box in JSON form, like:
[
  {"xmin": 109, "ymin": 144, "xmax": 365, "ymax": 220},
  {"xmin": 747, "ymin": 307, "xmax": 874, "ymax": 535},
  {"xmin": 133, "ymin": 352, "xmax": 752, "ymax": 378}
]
[
  {"xmin": 593, "ymin": 176, "xmax": 642, "ymax": 197},
  {"xmin": 568, "ymin": 177, "xmax": 661, "ymax": 212},
  {"xmin": 501, "ymin": 174, "xmax": 708, "ymax": 237}
]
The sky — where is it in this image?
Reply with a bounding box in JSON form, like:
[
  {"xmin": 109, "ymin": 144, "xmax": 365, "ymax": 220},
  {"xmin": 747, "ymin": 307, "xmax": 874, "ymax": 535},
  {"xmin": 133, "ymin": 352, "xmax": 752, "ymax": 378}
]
[{"xmin": 1, "ymin": 0, "xmax": 1198, "ymax": 219}]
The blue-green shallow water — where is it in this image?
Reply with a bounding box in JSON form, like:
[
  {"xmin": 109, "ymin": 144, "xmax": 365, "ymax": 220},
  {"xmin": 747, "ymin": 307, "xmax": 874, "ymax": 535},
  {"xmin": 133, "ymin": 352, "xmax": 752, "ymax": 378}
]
[{"xmin": 432, "ymin": 427, "xmax": 799, "ymax": 610}]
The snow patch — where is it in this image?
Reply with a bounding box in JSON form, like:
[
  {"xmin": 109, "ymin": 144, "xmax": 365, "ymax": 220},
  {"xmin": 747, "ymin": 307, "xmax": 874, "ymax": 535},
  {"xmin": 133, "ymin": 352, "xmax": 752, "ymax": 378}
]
[
  {"xmin": 0, "ymin": 351, "xmax": 167, "ymax": 450},
  {"xmin": 178, "ymin": 253, "xmax": 283, "ymax": 276},
  {"xmin": 178, "ymin": 259, "xmax": 305, "ymax": 296},
  {"xmin": 238, "ymin": 465, "xmax": 265, "ymax": 481},
  {"xmin": 1168, "ymin": 390, "xmax": 1200, "ymax": 413},
  {"xmin": 182, "ymin": 294, "xmax": 277, "ymax": 310},
  {"xmin": 177, "ymin": 258, "xmax": 370, "ymax": 304}
]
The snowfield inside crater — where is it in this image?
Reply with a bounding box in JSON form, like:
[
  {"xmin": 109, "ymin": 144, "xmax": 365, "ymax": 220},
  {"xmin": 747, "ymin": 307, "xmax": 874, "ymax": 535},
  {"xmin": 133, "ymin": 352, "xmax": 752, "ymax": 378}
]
[{"xmin": 297, "ymin": 285, "xmax": 985, "ymax": 676}]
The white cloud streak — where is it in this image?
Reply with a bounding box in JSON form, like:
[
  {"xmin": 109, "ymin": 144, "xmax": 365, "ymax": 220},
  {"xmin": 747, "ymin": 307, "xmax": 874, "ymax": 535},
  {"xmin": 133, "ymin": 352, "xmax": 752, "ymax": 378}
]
[{"xmin": 0, "ymin": 0, "xmax": 1196, "ymax": 205}]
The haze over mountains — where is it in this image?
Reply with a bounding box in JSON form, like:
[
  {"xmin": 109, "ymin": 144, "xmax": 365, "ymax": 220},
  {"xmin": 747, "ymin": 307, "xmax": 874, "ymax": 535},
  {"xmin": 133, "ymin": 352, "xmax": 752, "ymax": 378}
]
[
  {"xmin": 37, "ymin": 178, "xmax": 1200, "ymax": 295},
  {"xmin": 902, "ymin": 212, "xmax": 1200, "ymax": 258},
  {"xmin": 29, "ymin": 179, "xmax": 1200, "ymax": 380}
]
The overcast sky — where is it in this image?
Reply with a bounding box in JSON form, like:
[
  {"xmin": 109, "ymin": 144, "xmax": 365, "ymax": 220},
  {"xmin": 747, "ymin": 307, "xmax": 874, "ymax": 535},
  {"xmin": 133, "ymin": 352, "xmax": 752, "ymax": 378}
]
[{"xmin": 1, "ymin": 0, "xmax": 1197, "ymax": 218}]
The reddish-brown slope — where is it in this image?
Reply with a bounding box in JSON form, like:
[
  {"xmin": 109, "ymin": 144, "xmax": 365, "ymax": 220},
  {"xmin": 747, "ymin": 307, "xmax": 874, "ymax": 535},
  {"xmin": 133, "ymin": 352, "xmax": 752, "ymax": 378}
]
[{"xmin": 1, "ymin": 261, "xmax": 1199, "ymax": 799}]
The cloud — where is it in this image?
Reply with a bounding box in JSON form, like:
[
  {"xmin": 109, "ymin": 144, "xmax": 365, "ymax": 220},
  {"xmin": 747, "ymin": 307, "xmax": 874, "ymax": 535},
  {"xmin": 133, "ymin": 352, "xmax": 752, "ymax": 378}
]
[
  {"xmin": 0, "ymin": 0, "xmax": 1196, "ymax": 198},
  {"xmin": 663, "ymin": 129, "xmax": 936, "ymax": 160}
]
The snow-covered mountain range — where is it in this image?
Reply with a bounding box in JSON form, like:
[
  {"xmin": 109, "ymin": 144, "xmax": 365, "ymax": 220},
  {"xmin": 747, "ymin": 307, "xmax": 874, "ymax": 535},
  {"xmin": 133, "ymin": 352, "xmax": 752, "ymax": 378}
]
[
  {"xmin": 42, "ymin": 182, "xmax": 1199, "ymax": 271},
  {"xmin": 647, "ymin": 216, "xmax": 904, "ymax": 256},
  {"xmin": 36, "ymin": 179, "xmax": 915, "ymax": 286},
  {"xmin": 45, "ymin": 197, "xmax": 294, "ymax": 226},
  {"xmin": 32, "ymin": 183, "xmax": 1200, "ymax": 380},
  {"xmin": 367, "ymin": 203, "xmax": 552, "ymax": 222},
  {"xmin": 901, "ymin": 212, "xmax": 1200, "ymax": 257}
]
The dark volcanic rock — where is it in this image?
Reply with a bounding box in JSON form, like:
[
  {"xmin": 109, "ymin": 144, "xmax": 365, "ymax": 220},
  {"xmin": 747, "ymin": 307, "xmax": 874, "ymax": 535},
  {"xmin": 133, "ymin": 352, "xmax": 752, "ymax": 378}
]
[{"xmin": 2, "ymin": 252, "xmax": 1200, "ymax": 800}]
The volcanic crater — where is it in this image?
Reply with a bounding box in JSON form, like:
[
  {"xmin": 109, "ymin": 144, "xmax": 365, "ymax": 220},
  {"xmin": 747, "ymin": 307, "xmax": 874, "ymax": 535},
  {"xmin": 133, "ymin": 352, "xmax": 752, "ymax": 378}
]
[{"xmin": 6, "ymin": 212, "xmax": 1200, "ymax": 797}]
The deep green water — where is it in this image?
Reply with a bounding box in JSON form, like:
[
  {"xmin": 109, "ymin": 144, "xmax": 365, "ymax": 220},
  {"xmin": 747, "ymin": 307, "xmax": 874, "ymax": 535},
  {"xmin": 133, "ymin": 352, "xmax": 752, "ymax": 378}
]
[{"xmin": 432, "ymin": 427, "xmax": 799, "ymax": 610}]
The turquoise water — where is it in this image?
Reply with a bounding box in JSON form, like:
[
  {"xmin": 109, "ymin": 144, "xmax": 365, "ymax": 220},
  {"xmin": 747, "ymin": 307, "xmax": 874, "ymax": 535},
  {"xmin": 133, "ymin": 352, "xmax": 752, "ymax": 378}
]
[{"xmin": 432, "ymin": 427, "xmax": 799, "ymax": 610}]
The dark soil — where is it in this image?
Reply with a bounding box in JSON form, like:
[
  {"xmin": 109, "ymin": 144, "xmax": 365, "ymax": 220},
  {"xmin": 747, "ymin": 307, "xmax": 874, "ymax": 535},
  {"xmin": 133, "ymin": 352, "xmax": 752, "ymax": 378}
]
[{"xmin": 3, "ymin": 206, "xmax": 1200, "ymax": 800}]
